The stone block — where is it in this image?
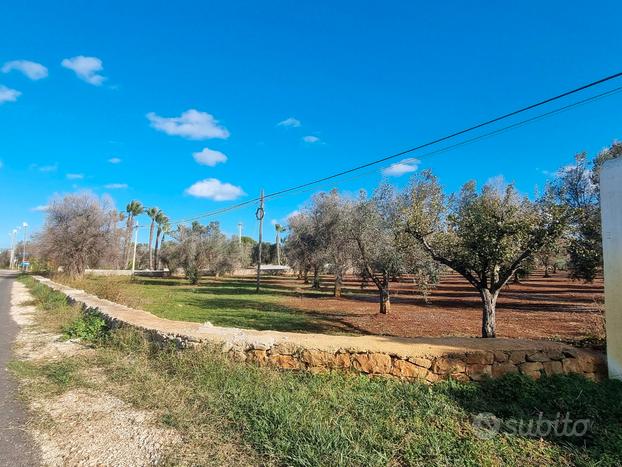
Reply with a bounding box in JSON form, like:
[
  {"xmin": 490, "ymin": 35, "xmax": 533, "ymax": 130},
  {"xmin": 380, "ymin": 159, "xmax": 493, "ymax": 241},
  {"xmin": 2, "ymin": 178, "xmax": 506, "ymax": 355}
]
[
  {"xmin": 352, "ymin": 353, "xmax": 392, "ymax": 374},
  {"xmin": 425, "ymin": 371, "xmax": 441, "ymax": 383},
  {"xmin": 466, "ymin": 364, "xmax": 492, "ymax": 381},
  {"xmin": 492, "ymin": 362, "xmax": 519, "ymax": 378},
  {"xmin": 450, "ymin": 372, "xmax": 470, "ymax": 382},
  {"xmin": 432, "ymin": 357, "xmax": 466, "ymax": 375},
  {"xmin": 519, "ymin": 362, "xmax": 543, "ymax": 375},
  {"xmin": 268, "ymin": 354, "xmax": 302, "ymax": 370},
  {"xmin": 494, "ymin": 351, "xmax": 509, "ymax": 363},
  {"xmin": 246, "ymin": 349, "xmax": 267, "ymax": 365},
  {"xmin": 391, "ymin": 359, "xmax": 428, "ymax": 379},
  {"xmin": 526, "ymin": 352, "xmax": 550, "ymax": 362},
  {"xmin": 509, "ymin": 351, "xmax": 527, "ymax": 364},
  {"xmin": 408, "ymin": 357, "xmax": 432, "ymax": 369},
  {"xmin": 271, "ymin": 341, "xmax": 298, "ymax": 356},
  {"xmin": 562, "ymin": 358, "xmax": 582, "ymax": 374},
  {"xmin": 466, "ymin": 352, "xmax": 494, "ymax": 365},
  {"xmin": 542, "ymin": 360, "xmax": 563, "ymax": 376},
  {"xmin": 546, "ymin": 350, "xmax": 565, "ymax": 361},
  {"xmin": 329, "ymin": 352, "xmax": 352, "ymax": 369},
  {"xmin": 576, "ymin": 351, "xmax": 606, "ymax": 373},
  {"xmin": 301, "ymin": 349, "xmax": 331, "ymax": 367}
]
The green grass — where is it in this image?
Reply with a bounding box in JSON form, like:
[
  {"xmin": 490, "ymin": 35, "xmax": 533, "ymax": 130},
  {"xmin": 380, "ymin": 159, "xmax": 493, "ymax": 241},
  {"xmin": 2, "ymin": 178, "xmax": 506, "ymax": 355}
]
[
  {"xmin": 57, "ymin": 275, "xmax": 344, "ymax": 333},
  {"xmin": 14, "ymin": 277, "xmax": 622, "ymax": 466}
]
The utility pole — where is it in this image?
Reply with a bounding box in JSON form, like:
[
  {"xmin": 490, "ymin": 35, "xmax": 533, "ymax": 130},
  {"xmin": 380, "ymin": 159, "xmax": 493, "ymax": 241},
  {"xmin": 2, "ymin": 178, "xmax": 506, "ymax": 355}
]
[
  {"xmin": 9, "ymin": 229, "xmax": 17, "ymax": 269},
  {"xmin": 21, "ymin": 222, "xmax": 28, "ymax": 271},
  {"xmin": 238, "ymin": 222, "xmax": 243, "ymax": 245},
  {"xmin": 256, "ymin": 189, "xmax": 264, "ymax": 292},
  {"xmin": 131, "ymin": 222, "xmax": 139, "ymax": 277}
]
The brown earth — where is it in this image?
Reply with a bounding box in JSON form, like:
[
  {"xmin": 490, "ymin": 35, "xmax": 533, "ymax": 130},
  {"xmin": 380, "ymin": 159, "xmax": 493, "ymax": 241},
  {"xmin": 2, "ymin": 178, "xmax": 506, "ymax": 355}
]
[{"xmin": 274, "ymin": 271, "xmax": 605, "ymax": 344}]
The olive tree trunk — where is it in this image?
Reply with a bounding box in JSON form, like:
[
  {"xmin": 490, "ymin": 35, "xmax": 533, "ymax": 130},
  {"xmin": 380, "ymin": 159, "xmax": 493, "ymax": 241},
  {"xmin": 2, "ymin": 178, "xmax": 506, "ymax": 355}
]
[
  {"xmin": 334, "ymin": 270, "xmax": 343, "ymax": 298},
  {"xmin": 312, "ymin": 265, "xmax": 321, "ymax": 289},
  {"xmin": 377, "ymin": 271, "xmax": 391, "ymax": 314},
  {"xmin": 480, "ymin": 288, "xmax": 498, "ymax": 338},
  {"xmin": 379, "ymin": 287, "xmax": 391, "ymax": 314}
]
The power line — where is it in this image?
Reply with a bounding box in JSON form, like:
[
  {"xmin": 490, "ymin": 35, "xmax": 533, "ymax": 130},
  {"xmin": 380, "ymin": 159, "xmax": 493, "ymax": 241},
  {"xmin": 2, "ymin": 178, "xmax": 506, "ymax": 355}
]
[
  {"xmin": 158, "ymin": 72, "xmax": 622, "ymax": 227},
  {"xmin": 267, "ymin": 83, "xmax": 622, "ymax": 202}
]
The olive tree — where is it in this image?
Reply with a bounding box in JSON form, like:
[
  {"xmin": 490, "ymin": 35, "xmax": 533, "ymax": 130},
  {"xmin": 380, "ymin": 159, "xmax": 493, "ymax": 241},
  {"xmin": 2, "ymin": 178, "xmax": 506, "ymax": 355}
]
[
  {"xmin": 551, "ymin": 142, "xmax": 622, "ymax": 281},
  {"xmin": 310, "ymin": 190, "xmax": 356, "ymax": 297},
  {"xmin": 38, "ymin": 193, "xmax": 122, "ymax": 276},
  {"xmin": 349, "ymin": 184, "xmax": 440, "ymax": 313},
  {"xmin": 164, "ymin": 221, "xmax": 244, "ymax": 283},
  {"xmin": 285, "ymin": 210, "xmax": 326, "ymax": 288},
  {"xmin": 402, "ymin": 171, "xmax": 566, "ymax": 337}
]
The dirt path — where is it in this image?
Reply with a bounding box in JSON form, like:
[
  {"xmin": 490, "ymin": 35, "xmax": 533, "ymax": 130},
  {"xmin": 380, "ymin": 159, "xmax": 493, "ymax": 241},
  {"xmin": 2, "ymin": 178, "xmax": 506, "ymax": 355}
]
[
  {"xmin": 0, "ymin": 270, "xmax": 40, "ymax": 466},
  {"xmin": 9, "ymin": 277, "xmax": 181, "ymax": 466}
]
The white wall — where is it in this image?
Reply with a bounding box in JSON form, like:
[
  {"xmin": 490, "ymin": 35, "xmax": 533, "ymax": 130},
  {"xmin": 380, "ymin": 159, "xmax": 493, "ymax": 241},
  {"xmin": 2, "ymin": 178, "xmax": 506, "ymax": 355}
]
[{"xmin": 600, "ymin": 157, "xmax": 622, "ymax": 380}]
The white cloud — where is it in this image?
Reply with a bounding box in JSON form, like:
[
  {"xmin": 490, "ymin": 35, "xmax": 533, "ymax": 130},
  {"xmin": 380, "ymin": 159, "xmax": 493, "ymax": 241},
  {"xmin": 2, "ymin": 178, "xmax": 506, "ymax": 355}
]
[
  {"xmin": 382, "ymin": 158, "xmax": 420, "ymax": 177},
  {"xmin": 286, "ymin": 209, "xmax": 301, "ymax": 219},
  {"xmin": 185, "ymin": 178, "xmax": 245, "ymax": 201},
  {"xmin": 31, "ymin": 205, "xmax": 49, "ymax": 212},
  {"xmin": 278, "ymin": 117, "xmax": 301, "ymax": 128},
  {"xmin": 193, "ymin": 147, "xmax": 228, "ymax": 166},
  {"xmin": 107, "ymin": 157, "xmax": 122, "ymax": 164},
  {"xmin": 0, "ymin": 85, "xmax": 21, "ymax": 104},
  {"xmin": 33, "ymin": 163, "xmax": 58, "ymax": 173},
  {"xmin": 104, "ymin": 183, "xmax": 128, "ymax": 189},
  {"xmin": 147, "ymin": 109, "xmax": 229, "ymax": 140},
  {"xmin": 66, "ymin": 173, "xmax": 84, "ymax": 180},
  {"xmin": 2, "ymin": 60, "xmax": 48, "ymax": 80},
  {"xmin": 61, "ymin": 56, "xmax": 106, "ymax": 85},
  {"xmin": 302, "ymin": 135, "xmax": 320, "ymax": 143}
]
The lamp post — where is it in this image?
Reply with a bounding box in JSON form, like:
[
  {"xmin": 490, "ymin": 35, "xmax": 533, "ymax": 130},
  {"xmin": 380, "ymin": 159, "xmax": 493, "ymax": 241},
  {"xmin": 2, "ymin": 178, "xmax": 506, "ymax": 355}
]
[{"xmin": 21, "ymin": 222, "xmax": 28, "ymax": 271}]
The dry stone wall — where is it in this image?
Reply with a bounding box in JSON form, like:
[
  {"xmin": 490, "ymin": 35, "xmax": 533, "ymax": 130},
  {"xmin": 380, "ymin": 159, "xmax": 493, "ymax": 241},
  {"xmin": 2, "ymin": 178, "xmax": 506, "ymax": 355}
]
[{"xmin": 34, "ymin": 276, "xmax": 607, "ymax": 383}]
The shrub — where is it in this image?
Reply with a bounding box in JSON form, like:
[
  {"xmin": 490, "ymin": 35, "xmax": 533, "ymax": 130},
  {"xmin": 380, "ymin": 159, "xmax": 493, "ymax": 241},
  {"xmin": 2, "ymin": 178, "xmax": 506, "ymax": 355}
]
[{"xmin": 64, "ymin": 313, "xmax": 108, "ymax": 341}]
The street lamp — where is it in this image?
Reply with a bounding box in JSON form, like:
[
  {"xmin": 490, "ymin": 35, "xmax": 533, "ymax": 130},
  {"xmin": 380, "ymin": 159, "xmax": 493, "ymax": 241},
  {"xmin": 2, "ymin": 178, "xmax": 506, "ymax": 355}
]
[{"xmin": 21, "ymin": 222, "xmax": 28, "ymax": 271}]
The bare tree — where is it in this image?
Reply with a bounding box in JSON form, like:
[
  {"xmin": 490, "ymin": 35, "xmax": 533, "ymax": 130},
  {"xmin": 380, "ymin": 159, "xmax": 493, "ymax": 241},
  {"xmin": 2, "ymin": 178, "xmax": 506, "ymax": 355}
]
[{"xmin": 37, "ymin": 193, "xmax": 122, "ymax": 277}]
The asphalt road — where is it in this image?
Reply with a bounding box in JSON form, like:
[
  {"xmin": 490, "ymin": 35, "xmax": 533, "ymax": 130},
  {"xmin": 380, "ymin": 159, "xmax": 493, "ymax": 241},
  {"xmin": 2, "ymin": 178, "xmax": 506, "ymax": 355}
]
[{"xmin": 0, "ymin": 270, "xmax": 39, "ymax": 466}]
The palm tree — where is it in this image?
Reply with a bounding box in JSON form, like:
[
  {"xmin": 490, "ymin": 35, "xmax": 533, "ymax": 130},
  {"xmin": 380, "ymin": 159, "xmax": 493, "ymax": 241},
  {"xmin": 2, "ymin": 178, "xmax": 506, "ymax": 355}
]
[
  {"xmin": 153, "ymin": 212, "xmax": 169, "ymax": 270},
  {"xmin": 274, "ymin": 223, "xmax": 286, "ymax": 265},
  {"xmin": 145, "ymin": 207, "xmax": 160, "ymax": 270},
  {"xmin": 124, "ymin": 200, "xmax": 143, "ymax": 268}
]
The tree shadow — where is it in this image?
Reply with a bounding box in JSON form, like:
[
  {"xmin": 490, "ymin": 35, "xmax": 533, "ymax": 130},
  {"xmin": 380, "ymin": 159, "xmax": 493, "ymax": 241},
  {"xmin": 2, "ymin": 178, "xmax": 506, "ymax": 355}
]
[{"xmin": 172, "ymin": 295, "xmax": 365, "ymax": 335}]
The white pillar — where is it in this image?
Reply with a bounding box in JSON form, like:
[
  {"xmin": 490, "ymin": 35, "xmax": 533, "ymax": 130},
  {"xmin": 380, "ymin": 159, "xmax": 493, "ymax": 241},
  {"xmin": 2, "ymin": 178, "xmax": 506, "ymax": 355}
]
[{"xmin": 600, "ymin": 157, "xmax": 622, "ymax": 380}]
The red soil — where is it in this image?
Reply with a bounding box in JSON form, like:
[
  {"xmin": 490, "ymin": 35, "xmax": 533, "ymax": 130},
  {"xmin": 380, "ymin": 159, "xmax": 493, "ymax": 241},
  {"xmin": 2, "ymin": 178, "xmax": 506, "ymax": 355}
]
[{"xmin": 274, "ymin": 272, "xmax": 604, "ymax": 344}]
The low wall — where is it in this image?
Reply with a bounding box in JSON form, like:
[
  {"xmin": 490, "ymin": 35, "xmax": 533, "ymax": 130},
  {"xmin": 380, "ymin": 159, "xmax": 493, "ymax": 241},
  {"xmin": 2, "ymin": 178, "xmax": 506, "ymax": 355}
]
[{"xmin": 34, "ymin": 276, "xmax": 607, "ymax": 383}]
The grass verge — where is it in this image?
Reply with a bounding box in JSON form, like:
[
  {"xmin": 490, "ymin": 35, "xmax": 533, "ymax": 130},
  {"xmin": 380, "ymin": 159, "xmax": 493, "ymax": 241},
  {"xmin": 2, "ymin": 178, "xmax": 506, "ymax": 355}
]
[
  {"xmin": 54, "ymin": 274, "xmax": 344, "ymax": 334},
  {"xmin": 13, "ymin": 276, "xmax": 622, "ymax": 466}
]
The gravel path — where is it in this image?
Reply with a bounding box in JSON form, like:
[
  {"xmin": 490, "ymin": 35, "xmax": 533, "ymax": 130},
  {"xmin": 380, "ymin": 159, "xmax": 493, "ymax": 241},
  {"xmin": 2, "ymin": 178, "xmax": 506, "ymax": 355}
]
[{"xmin": 0, "ymin": 270, "xmax": 40, "ymax": 466}]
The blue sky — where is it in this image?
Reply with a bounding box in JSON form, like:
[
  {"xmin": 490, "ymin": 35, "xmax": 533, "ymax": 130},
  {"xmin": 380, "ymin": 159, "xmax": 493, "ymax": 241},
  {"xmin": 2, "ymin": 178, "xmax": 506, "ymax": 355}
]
[{"xmin": 1, "ymin": 1, "xmax": 622, "ymax": 248}]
